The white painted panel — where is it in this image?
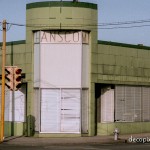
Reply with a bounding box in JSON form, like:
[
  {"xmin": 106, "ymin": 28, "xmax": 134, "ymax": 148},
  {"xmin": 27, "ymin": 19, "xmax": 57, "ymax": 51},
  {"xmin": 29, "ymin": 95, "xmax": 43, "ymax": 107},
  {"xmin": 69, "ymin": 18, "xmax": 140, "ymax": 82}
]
[
  {"xmin": 14, "ymin": 84, "xmax": 26, "ymax": 122},
  {"xmin": 39, "ymin": 31, "xmax": 82, "ymax": 44},
  {"xmin": 61, "ymin": 89, "xmax": 80, "ymax": 133},
  {"xmin": 81, "ymin": 89, "xmax": 88, "ymax": 133},
  {"xmin": 0, "ymin": 85, "xmax": 26, "ymax": 122},
  {"xmin": 41, "ymin": 89, "xmax": 61, "ymax": 132},
  {"xmin": 82, "ymin": 44, "xmax": 89, "ymax": 88},
  {"xmin": 0, "ymin": 86, "xmax": 12, "ymax": 121},
  {"xmin": 4, "ymin": 88, "xmax": 12, "ymax": 121},
  {"xmin": 101, "ymin": 88, "xmax": 114, "ymax": 123},
  {"xmin": 34, "ymin": 44, "xmax": 40, "ymax": 87},
  {"xmin": 115, "ymin": 85, "xmax": 142, "ymax": 122},
  {"xmin": 124, "ymin": 86, "xmax": 134, "ymax": 122},
  {"xmin": 142, "ymin": 87, "xmax": 150, "ymax": 121},
  {"xmin": 40, "ymin": 44, "xmax": 82, "ymax": 88},
  {"xmin": 34, "ymin": 31, "xmax": 89, "ymax": 44},
  {"xmin": 34, "ymin": 31, "xmax": 40, "ymax": 43},
  {"xmin": 115, "ymin": 86, "xmax": 125, "ymax": 122},
  {"xmin": 133, "ymin": 86, "xmax": 141, "ymax": 122},
  {"xmin": 82, "ymin": 31, "xmax": 89, "ymax": 44}
]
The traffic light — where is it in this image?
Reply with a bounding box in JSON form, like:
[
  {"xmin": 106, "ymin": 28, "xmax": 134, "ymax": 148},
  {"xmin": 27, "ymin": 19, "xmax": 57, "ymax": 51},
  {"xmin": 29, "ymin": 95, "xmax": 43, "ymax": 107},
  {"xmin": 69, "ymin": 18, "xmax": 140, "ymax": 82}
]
[
  {"xmin": 14, "ymin": 67, "xmax": 22, "ymax": 91},
  {"xmin": 5, "ymin": 66, "xmax": 14, "ymax": 90}
]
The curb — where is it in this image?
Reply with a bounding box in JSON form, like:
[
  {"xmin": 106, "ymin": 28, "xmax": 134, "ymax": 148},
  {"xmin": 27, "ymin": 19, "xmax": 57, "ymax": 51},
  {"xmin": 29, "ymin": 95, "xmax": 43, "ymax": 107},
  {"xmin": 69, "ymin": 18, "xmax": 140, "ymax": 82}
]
[{"xmin": 2, "ymin": 137, "xmax": 128, "ymax": 146}]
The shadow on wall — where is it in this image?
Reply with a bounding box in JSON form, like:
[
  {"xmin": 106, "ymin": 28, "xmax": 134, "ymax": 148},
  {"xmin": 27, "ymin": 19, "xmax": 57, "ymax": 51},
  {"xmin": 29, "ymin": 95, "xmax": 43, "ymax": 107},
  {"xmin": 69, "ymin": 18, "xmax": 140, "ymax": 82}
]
[{"xmin": 27, "ymin": 115, "xmax": 35, "ymax": 136}]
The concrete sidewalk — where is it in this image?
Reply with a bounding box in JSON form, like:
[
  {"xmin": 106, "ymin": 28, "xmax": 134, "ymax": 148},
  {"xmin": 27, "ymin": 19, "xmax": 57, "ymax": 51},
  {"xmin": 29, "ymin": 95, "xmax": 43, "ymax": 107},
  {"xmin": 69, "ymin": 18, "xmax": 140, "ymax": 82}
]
[{"xmin": 2, "ymin": 133, "xmax": 150, "ymax": 146}]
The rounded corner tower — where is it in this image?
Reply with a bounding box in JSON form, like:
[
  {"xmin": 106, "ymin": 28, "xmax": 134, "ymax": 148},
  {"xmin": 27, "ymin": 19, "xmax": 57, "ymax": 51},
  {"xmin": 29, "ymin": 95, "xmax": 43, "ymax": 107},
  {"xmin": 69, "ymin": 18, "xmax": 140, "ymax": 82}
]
[
  {"xmin": 26, "ymin": 1, "xmax": 98, "ymax": 30},
  {"xmin": 25, "ymin": 1, "xmax": 98, "ymax": 137}
]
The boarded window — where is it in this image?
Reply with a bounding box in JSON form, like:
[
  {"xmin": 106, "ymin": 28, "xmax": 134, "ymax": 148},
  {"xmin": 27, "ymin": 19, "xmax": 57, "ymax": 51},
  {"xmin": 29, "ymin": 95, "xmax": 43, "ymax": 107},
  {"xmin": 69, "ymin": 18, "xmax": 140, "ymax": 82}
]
[{"xmin": 115, "ymin": 85, "xmax": 150, "ymax": 122}]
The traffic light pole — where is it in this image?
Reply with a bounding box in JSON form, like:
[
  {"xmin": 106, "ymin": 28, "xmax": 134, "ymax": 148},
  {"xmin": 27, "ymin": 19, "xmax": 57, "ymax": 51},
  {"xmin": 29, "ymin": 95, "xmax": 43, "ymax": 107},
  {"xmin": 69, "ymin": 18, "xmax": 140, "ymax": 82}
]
[{"xmin": 0, "ymin": 20, "xmax": 6, "ymax": 142}]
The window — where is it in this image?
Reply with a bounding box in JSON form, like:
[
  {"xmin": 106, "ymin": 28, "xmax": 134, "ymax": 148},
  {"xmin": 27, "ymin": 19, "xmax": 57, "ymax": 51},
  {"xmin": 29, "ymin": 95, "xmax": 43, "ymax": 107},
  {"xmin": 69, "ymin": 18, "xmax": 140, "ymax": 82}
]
[
  {"xmin": 142, "ymin": 87, "xmax": 150, "ymax": 121},
  {"xmin": 99, "ymin": 85, "xmax": 150, "ymax": 123},
  {"xmin": 115, "ymin": 85, "xmax": 150, "ymax": 122}
]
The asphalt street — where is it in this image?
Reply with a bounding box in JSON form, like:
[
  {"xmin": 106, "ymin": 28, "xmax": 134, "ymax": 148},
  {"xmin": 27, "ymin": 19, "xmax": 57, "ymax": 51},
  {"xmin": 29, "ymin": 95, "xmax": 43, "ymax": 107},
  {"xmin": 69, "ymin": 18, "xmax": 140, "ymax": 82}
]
[
  {"xmin": 0, "ymin": 143, "xmax": 150, "ymax": 150},
  {"xmin": 1, "ymin": 133, "xmax": 150, "ymax": 150}
]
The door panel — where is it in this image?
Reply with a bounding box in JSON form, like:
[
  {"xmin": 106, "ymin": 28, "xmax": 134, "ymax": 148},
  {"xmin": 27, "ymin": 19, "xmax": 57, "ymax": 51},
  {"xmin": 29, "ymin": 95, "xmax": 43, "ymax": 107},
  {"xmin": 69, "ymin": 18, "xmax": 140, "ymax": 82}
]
[
  {"xmin": 40, "ymin": 89, "xmax": 81, "ymax": 133},
  {"xmin": 61, "ymin": 89, "xmax": 80, "ymax": 133},
  {"xmin": 41, "ymin": 89, "xmax": 60, "ymax": 132}
]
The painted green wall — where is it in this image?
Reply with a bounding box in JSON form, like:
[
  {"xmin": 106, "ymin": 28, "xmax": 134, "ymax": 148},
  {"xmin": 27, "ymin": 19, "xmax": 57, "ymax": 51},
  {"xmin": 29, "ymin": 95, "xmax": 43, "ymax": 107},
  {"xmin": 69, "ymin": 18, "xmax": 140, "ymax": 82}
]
[
  {"xmin": 97, "ymin": 41, "xmax": 150, "ymax": 86},
  {"xmin": 97, "ymin": 122, "xmax": 150, "ymax": 135},
  {"xmin": 0, "ymin": 41, "xmax": 27, "ymax": 136},
  {"xmin": 0, "ymin": 41, "xmax": 26, "ymax": 73},
  {"xmin": 97, "ymin": 41, "xmax": 150, "ymax": 136},
  {"xmin": 0, "ymin": 41, "xmax": 25, "ymax": 73},
  {"xmin": 4, "ymin": 122, "xmax": 26, "ymax": 137}
]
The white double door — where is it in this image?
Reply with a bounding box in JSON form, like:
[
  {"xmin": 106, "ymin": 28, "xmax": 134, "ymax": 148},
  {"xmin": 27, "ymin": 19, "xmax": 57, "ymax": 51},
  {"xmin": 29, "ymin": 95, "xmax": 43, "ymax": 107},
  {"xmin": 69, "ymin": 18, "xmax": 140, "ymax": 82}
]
[{"xmin": 41, "ymin": 89, "xmax": 80, "ymax": 133}]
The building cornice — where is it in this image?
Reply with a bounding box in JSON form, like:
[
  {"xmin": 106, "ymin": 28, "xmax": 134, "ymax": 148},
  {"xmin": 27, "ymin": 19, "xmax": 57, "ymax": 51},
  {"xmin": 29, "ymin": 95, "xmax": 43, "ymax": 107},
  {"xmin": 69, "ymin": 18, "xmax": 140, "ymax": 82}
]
[
  {"xmin": 98, "ymin": 40, "xmax": 150, "ymax": 50},
  {"xmin": 26, "ymin": 1, "xmax": 97, "ymax": 10}
]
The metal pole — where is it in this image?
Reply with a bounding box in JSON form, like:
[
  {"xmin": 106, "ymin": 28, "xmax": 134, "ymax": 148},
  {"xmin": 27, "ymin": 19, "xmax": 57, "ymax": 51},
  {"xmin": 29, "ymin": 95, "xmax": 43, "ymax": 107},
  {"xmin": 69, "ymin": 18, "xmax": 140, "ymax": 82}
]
[{"xmin": 0, "ymin": 20, "xmax": 6, "ymax": 142}]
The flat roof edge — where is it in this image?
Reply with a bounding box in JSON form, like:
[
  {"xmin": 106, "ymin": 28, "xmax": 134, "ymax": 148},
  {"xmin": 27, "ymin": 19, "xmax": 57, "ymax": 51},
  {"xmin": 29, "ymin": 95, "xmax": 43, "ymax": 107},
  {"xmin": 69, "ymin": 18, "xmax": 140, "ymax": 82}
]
[
  {"xmin": 98, "ymin": 40, "xmax": 150, "ymax": 50},
  {"xmin": 0, "ymin": 40, "xmax": 26, "ymax": 46},
  {"xmin": 26, "ymin": 1, "xmax": 97, "ymax": 10}
]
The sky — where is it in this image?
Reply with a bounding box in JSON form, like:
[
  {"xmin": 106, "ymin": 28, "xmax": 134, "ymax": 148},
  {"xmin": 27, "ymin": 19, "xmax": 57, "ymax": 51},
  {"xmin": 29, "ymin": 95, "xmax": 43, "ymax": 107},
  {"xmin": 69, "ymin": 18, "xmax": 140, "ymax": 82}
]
[{"xmin": 0, "ymin": 0, "xmax": 150, "ymax": 46}]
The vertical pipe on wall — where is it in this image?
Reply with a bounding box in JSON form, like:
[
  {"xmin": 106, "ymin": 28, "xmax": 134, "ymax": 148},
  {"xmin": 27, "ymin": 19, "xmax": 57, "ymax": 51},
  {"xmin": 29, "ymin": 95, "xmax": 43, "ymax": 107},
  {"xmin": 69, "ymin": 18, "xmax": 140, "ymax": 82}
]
[{"xmin": 11, "ymin": 42, "xmax": 15, "ymax": 136}]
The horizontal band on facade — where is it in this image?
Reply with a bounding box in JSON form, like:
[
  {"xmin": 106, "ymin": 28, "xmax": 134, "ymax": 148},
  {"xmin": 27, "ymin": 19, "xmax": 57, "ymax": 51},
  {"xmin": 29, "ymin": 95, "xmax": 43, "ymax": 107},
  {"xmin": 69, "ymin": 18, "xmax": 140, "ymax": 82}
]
[{"xmin": 1, "ymin": 40, "xmax": 150, "ymax": 51}]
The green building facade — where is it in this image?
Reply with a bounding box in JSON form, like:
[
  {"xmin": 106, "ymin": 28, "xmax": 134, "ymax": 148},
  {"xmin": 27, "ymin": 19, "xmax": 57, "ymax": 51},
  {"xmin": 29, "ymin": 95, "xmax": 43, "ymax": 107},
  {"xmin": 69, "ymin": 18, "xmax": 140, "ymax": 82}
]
[{"xmin": 1, "ymin": 1, "xmax": 150, "ymax": 138}]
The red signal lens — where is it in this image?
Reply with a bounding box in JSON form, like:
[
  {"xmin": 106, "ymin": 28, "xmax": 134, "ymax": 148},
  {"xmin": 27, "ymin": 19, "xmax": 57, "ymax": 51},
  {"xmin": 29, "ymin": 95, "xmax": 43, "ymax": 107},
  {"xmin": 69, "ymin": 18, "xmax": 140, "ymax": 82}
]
[
  {"xmin": 16, "ymin": 83, "xmax": 22, "ymax": 89},
  {"xmin": 15, "ymin": 69, "xmax": 22, "ymax": 74},
  {"xmin": 16, "ymin": 76, "xmax": 22, "ymax": 81}
]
